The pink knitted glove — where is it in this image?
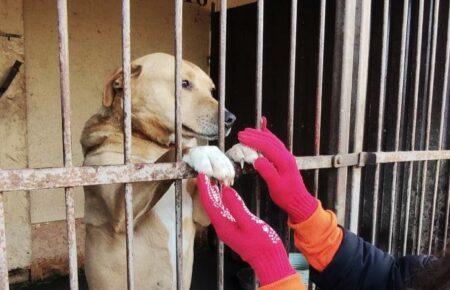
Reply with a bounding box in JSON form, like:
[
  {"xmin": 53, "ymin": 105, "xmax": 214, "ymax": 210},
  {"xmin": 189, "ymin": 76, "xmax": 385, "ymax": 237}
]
[
  {"xmin": 197, "ymin": 173, "xmax": 296, "ymax": 286},
  {"xmin": 238, "ymin": 117, "xmax": 318, "ymax": 223}
]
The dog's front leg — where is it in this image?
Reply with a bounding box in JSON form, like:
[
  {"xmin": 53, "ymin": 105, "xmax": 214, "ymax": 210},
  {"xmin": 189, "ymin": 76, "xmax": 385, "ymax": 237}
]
[
  {"xmin": 226, "ymin": 143, "xmax": 259, "ymax": 168},
  {"xmin": 183, "ymin": 146, "xmax": 236, "ymax": 185}
]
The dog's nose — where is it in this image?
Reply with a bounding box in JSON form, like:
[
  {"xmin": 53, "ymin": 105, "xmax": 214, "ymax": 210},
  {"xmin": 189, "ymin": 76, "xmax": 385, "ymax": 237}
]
[{"xmin": 224, "ymin": 110, "xmax": 236, "ymax": 128}]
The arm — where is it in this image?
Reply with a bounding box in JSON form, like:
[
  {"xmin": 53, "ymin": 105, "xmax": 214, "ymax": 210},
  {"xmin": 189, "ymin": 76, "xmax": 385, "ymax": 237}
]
[
  {"xmin": 286, "ymin": 193, "xmax": 435, "ymax": 289},
  {"xmin": 291, "ymin": 208, "xmax": 435, "ymax": 290},
  {"xmin": 238, "ymin": 118, "xmax": 436, "ymax": 290}
]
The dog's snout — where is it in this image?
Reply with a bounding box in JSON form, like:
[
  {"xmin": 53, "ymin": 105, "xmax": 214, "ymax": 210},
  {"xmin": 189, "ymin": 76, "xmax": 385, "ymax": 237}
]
[{"xmin": 224, "ymin": 110, "xmax": 236, "ymax": 128}]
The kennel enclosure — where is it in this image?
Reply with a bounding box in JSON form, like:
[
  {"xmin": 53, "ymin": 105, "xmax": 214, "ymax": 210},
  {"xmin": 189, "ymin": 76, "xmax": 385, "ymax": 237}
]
[{"xmin": 0, "ymin": 0, "xmax": 450, "ymax": 290}]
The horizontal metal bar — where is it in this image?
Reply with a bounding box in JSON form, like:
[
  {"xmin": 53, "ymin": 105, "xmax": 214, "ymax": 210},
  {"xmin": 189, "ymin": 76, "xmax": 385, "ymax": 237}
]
[
  {"xmin": 2, "ymin": 150, "xmax": 450, "ymax": 192},
  {"xmin": 0, "ymin": 163, "xmax": 196, "ymax": 192},
  {"xmin": 370, "ymin": 150, "xmax": 450, "ymax": 164}
]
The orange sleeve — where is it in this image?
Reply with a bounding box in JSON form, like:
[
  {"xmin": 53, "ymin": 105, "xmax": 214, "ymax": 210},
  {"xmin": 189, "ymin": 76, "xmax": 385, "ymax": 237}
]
[
  {"xmin": 288, "ymin": 202, "xmax": 343, "ymax": 272},
  {"xmin": 259, "ymin": 274, "xmax": 306, "ymax": 290}
]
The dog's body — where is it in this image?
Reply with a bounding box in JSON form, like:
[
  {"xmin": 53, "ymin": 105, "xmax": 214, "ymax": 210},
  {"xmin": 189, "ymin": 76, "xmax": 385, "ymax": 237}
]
[{"xmin": 81, "ymin": 53, "xmax": 245, "ymax": 290}]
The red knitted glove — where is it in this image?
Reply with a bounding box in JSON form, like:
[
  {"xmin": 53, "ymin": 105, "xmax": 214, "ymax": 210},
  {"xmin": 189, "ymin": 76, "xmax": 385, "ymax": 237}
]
[
  {"xmin": 197, "ymin": 173, "xmax": 296, "ymax": 286},
  {"xmin": 238, "ymin": 117, "xmax": 318, "ymax": 223}
]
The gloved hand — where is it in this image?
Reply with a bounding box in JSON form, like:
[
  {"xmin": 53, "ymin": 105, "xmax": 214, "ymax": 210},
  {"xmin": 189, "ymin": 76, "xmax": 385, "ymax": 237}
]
[
  {"xmin": 238, "ymin": 117, "xmax": 318, "ymax": 223},
  {"xmin": 197, "ymin": 173, "xmax": 296, "ymax": 286}
]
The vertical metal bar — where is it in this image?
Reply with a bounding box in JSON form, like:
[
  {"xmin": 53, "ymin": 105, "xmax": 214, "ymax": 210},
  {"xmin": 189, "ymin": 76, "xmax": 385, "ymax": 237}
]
[
  {"xmin": 310, "ymin": 2, "xmax": 325, "ymax": 289},
  {"xmin": 174, "ymin": 0, "xmax": 183, "ymax": 289},
  {"xmin": 56, "ymin": 1, "xmax": 79, "ymax": 289},
  {"xmin": 255, "ymin": 0, "xmax": 264, "ymax": 129},
  {"xmin": 287, "ymin": 0, "xmax": 298, "ymax": 152},
  {"xmin": 428, "ymin": 1, "xmax": 450, "ymax": 255},
  {"xmin": 253, "ymin": 1, "xmax": 264, "ymax": 289},
  {"xmin": 313, "ymin": 0, "xmax": 326, "ymax": 198},
  {"xmin": 121, "ymin": 0, "xmax": 135, "ymax": 289},
  {"xmin": 0, "ymin": 193, "xmax": 9, "ymax": 290},
  {"xmin": 217, "ymin": 0, "xmax": 227, "ymax": 289},
  {"xmin": 417, "ymin": 0, "xmax": 440, "ymax": 255},
  {"xmin": 444, "ymin": 172, "xmax": 450, "ymax": 254},
  {"xmin": 371, "ymin": 0, "xmax": 390, "ymax": 245},
  {"xmin": 334, "ymin": 0, "xmax": 357, "ymax": 226},
  {"xmin": 402, "ymin": 0, "xmax": 424, "ymax": 256},
  {"xmin": 412, "ymin": 0, "xmax": 435, "ymax": 254},
  {"xmin": 349, "ymin": 0, "xmax": 372, "ymax": 234},
  {"xmin": 388, "ymin": 0, "xmax": 411, "ymax": 254},
  {"xmin": 285, "ymin": 0, "xmax": 298, "ymax": 252}
]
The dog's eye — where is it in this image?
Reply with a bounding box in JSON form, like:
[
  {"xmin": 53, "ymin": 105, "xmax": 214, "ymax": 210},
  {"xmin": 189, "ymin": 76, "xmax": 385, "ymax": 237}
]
[{"xmin": 182, "ymin": 80, "xmax": 192, "ymax": 89}]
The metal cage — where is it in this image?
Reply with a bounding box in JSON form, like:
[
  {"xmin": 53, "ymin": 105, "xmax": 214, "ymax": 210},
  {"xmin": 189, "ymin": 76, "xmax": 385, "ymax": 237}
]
[{"xmin": 0, "ymin": 0, "xmax": 449, "ymax": 289}]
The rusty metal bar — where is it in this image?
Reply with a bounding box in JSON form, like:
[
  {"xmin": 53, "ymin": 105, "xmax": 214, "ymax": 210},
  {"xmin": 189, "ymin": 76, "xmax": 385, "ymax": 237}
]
[
  {"xmin": 370, "ymin": 150, "xmax": 450, "ymax": 164},
  {"xmin": 349, "ymin": 0, "xmax": 372, "ymax": 234},
  {"xmin": 388, "ymin": 0, "xmax": 411, "ymax": 254},
  {"xmin": 428, "ymin": 1, "xmax": 450, "ymax": 255},
  {"xmin": 217, "ymin": 0, "xmax": 227, "ymax": 288},
  {"xmin": 284, "ymin": 0, "xmax": 298, "ymax": 253},
  {"xmin": 313, "ymin": 0, "xmax": 326, "ymax": 197},
  {"xmin": 121, "ymin": 0, "xmax": 135, "ymax": 288},
  {"xmin": 333, "ymin": 0, "xmax": 357, "ymax": 226},
  {"xmin": 174, "ymin": 0, "xmax": 183, "ymax": 289},
  {"xmin": 402, "ymin": 0, "xmax": 424, "ymax": 256},
  {"xmin": 0, "ymin": 193, "xmax": 9, "ymax": 290},
  {"xmin": 56, "ymin": 1, "xmax": 79, "ymax": 289},
  {"xmin": 254, "ymin": 1, "xmax": 264, "ymax": 288},
  {"xmin": 3, "ymin": 151, "xmax": 450, "ymax": 192},
  {"xmin": 0, "ymin": 163, "xmax": 194, "ymax": 192},
  {"xmin": 417, "ymin": 0, "xmax": 440, "ymax": 255},
  {"xmin": 371, "ymin": 0, "xmax": 390, "ymax": 245}
]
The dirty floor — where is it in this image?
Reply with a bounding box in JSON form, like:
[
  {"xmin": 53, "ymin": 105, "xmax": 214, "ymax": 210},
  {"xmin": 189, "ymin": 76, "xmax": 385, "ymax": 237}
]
[{"xmin": 11, "ymin": 245, "xmax": 247, "ymax": 290}]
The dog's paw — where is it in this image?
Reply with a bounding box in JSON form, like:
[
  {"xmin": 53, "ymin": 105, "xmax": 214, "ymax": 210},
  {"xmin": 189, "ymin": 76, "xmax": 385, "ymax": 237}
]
[
  {"xmin": 226, "ymin": 143, "xmax": 259, "ymax": 169},
  {"xmin": 183, "ymin": 146, "xmax": 235, "ymax": 186}
]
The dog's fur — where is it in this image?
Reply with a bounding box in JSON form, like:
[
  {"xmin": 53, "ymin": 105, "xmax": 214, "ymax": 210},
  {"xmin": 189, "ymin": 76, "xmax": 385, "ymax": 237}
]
[{"xmin": 81, "ymin": 53, "xmax": 244, "ymax": 290}]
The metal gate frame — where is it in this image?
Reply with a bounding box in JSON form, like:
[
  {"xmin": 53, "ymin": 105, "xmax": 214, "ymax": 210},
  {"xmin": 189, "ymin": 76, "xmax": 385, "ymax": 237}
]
[{"xmin": 0, "ymin": 0, "xmax": 450, "ymax": 289}]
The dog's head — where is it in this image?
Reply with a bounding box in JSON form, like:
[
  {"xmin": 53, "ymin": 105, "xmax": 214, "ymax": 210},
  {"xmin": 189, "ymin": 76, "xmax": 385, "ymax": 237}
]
[{"xmin": 102, "ymin": 53, "xmax": 236, "ymax": 142}]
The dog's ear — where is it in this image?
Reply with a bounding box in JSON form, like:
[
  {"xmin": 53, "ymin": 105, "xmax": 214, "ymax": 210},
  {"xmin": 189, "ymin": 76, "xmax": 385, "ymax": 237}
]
[{"xmin": 102, "ymin": 64, "xmax": 143, "ymax": 107}]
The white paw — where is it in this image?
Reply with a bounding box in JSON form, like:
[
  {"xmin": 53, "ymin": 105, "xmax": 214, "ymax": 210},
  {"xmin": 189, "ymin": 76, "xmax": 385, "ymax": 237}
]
[
  {"xmin": 226, "ymin": 143, "xmax": 259, "ymax": 168},
  {"xmin": 183, "ymin": 146, "xmax": 235, "ymax": 186}
]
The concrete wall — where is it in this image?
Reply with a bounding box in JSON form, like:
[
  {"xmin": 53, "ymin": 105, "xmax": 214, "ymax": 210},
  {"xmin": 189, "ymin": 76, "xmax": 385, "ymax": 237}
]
[{"xmin": 0, "ymin": 0, "xmax": 32, "ymax": 276}]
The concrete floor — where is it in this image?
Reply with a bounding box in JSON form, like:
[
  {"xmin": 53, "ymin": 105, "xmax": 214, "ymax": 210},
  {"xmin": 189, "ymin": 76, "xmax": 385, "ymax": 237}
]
[{"xmin": 11, "ymin": 245, "xmax": 248, "ymax": 290}]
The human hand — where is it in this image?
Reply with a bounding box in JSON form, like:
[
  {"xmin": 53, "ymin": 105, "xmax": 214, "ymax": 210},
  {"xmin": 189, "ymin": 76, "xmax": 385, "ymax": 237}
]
[
  {"xmin": 238, "ymin": 117, "xmax": 318, "ymax": 223},
  {"xmin": 197, "ymin": 173, "xmax": 295, "ymax": 286}
]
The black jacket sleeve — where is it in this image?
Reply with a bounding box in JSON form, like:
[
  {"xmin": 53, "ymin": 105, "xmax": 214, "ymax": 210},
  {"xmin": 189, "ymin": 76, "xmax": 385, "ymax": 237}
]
[{"xmin": 309, "ymin": 229, "xmax": 436, "ymax": 290}]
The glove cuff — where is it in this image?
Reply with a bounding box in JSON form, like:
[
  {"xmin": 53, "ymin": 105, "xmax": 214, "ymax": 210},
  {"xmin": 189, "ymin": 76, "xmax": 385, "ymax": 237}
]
[
  {"xmin": 248, "ymin": 246, "xmax": 296, "ymax": 286},
  {"xmin": 288, "ymin": 194, "xmax": 319, "ymax": 224}
]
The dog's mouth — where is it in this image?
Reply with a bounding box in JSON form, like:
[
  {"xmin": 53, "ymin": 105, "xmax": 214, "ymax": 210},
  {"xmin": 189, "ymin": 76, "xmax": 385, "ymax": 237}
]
[{"xmin": 182, "ymin": 125, "xmax": 231, "ymax": 140}]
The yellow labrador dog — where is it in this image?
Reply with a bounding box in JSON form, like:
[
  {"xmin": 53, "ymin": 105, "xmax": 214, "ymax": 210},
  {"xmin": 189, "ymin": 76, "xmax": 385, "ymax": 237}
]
[{"xmin": 81, "ymin": 53, "xmax": 257, "ymax": 290}]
